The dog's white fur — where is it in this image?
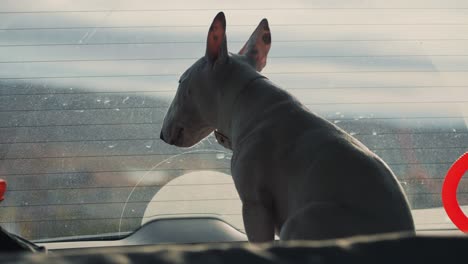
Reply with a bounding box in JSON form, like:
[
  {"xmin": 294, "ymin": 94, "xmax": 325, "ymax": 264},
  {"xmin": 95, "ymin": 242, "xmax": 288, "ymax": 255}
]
[{"xmin": 160, "ymin": 12, "xmax": 415, "ymax": 242}]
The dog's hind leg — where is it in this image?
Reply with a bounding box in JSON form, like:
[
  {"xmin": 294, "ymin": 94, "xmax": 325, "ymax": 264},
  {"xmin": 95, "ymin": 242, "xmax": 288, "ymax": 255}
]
[
  {"xmin": 279, "ymin": 202, "xmax": 404, "ymax": 241},
  {"xmin": 242, "ymin": 202, "xmax": 275, "ymax": 242}
]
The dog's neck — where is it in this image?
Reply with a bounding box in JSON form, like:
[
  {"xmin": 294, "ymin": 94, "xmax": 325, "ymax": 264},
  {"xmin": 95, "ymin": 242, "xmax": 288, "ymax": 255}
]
[
  {"xmin": 214, "ymin": 75, "xmax": 266, "ymax": 149},
  {"xmin": 213, "ymin": 71, "xmax": 316, "ymax": 152},
  {"xmin": 212, "ymin": 63, "xmax": 267, "ymax": 150}
]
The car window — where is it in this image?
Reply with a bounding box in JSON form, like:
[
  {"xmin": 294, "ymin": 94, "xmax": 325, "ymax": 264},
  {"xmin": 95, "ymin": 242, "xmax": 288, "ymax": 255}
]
[{"xmin": 1, "ymin": 0, "xmax": 467, "ymax": 241}]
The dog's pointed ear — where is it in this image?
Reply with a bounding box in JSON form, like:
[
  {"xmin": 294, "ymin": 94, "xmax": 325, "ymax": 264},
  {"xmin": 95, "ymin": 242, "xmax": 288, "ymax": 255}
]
[
  {"xmin": 239, "ymin": 18, "xmax": 271, "ymax": 72},
  {"xmin": 205, "ymin": 12, "xmax": 228, "ymax": 66}
]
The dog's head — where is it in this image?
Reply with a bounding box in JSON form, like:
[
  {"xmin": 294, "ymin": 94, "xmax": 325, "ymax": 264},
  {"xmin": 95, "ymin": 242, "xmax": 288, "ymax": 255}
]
[{"xmin": 160, "ymin": 12, "xmax": 271, "ymax": 147}]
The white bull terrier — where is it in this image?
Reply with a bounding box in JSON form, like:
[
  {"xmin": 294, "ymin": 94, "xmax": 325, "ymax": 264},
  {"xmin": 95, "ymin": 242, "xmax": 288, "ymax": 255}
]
[{"xmin": 160, "ymin": 12, "xmax": 415, "ymax": 242}]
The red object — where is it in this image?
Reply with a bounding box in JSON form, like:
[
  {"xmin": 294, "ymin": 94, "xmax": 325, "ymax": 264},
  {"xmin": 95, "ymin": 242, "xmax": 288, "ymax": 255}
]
[
  {"xmin": 442, "ymin": 152, "xmax": 468, "ymax": 233},
  {"xmin": 0, "ymin": 179, "xmax": 6, "ymax": 201}
]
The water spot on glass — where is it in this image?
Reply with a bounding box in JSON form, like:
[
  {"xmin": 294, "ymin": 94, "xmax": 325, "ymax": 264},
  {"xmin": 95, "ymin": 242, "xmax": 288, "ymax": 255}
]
[
  {"xmin": 115, "ymin": 108, "xmax": 120, "ymax": 111},
  {"xmin": 104, "ymin": 98, "xmax": 111, "ymax": 104},
  {"xmin": 96, "ymin": 99, "xmax": 102, "ymax": 103},
  {"xmin": 452, "ymin": 128, "xmax": 457, "ymax": 132},
  {"xmin": 400, "ymin": 181, "xmax": 407, "ymax": 186},
  {"xmin": 123, "ymin": 96, "xmax": 130, "ymax": 104},
  {"xmin": 372, "ymin": 131, "xmax": 377, "ymax": 136},
  {"xmin": 333, "ymin": 120, "xmax": 341, "ymax": 124},
  {"xmin": 75, "ymin": 110, "xmax": 84, "ymax": 113},
  {"xmin": 62, "ymin": 103, "xmax": 68, "ymax": 107},
  {"xmin": 108, "ymin": 144, "xmax": 116, "ymax": 149},
  {"xmin": 145, "ymin": 142, "xmax": 152, "ymax": 149},
  {"xmin": 131, "ymin": 209, "xmax": 135, "ymax": 213},
  {"xmin": 335, "ymin": 112, "xmax": 341, "ymax": 115},
  {"xmin": 216, "ymin": 153, "xmax": 225, "ymax": 159},
  {"xmin": 350, "ymin": 132, "xmax": 356, "ymax": 136}
]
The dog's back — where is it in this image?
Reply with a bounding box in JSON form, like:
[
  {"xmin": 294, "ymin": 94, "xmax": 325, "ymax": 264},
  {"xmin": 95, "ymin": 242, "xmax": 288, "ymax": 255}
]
[{"xmin": 230, "ymin": 77, "xmax": 415, "ymax": 240}]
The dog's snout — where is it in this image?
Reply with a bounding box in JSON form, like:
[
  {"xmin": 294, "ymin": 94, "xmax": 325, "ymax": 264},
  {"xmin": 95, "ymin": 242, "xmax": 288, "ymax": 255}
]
[
  {"xmin": 160, "ymin": 127, "xmax": 184, "ymax": 145},
  {"xmin": 168, "ymin": 127, "xmax": 184, "ymax": 145},
  {"xmin": 160, "ymin": 131, "xmax": 164, "ymax": 141}
]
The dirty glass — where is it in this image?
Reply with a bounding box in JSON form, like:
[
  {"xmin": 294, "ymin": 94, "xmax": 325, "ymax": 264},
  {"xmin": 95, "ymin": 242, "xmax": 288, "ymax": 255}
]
[{"xmin": 0, "ymin": 0, "xmax": 467, "ymax": 240}]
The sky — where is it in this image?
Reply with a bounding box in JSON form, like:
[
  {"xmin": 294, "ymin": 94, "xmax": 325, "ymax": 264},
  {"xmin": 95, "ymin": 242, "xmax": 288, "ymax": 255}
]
[
  {"xmin": 1, "ymin": 1, "xmax": 468, "ymax": 158},
  {"xmin": 1, "ymin": 0, "xmax": 467, "ymax": 123},
  {"xmin": 1, "ymin": 1, "xmax": 468, "ymax": 175}
]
